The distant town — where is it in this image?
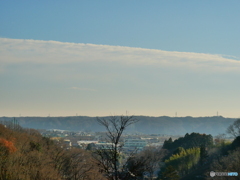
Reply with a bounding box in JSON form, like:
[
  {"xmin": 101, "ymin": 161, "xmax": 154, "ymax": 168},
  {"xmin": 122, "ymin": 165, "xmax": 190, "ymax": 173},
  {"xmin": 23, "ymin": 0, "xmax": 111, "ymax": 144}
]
[{"xmin": 40, "ymin": 128, "xmax": 178, "ymax": 152}]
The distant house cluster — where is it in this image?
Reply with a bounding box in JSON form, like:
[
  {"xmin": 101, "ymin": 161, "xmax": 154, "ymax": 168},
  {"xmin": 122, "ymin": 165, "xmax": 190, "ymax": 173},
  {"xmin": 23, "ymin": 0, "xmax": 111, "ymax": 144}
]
[{"xmin": 42, "ymin": 129, "xmax": 174, "ymax": 151}]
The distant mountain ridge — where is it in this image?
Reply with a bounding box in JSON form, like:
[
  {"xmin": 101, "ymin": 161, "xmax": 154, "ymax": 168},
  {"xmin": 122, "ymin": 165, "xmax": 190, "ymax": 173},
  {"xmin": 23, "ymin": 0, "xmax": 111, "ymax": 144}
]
[{"xmin": 0, "ymin": 116, "xmax": 236, "ymax": 136}]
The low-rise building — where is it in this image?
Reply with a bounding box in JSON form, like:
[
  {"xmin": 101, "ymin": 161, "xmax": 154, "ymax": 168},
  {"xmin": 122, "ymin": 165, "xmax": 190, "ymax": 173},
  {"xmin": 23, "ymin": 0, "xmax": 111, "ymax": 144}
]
[
  {"xmin": 123, "ymin": 138, "xmax": 147, "ymax": 152},
  {"xmin": 95, "ymin": 143, "xmax": 114, "ymax": 150}
]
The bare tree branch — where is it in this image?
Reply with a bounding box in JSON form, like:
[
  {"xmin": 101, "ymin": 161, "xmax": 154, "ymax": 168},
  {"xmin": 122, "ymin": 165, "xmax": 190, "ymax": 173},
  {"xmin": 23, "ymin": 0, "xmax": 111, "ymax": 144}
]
[
  {"xmin": 226, "ymin": 119, "xmax": 240, "ymax": 137},
  {"xmin": 95, "ymin": 115, "xmax": 139, "ymax": 180}
]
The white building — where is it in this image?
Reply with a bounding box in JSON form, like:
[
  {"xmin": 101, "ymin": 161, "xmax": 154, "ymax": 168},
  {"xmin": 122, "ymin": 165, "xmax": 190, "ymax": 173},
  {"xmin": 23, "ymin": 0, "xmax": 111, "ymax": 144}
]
[
  {"xmin": 123, "ymin": 138, "xmax": 147, "ymax": 152},
  {"xmin": 77, "ymin": 140, "xmax": 98, "ymax": 145},
  {"xmin": 95, "ymin": 143, "xmax": 117, "ymax": 150}
]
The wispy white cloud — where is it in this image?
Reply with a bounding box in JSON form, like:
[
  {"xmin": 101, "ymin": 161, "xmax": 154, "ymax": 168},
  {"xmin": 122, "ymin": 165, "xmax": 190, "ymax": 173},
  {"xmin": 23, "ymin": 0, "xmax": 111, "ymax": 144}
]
[
  {"xmin": 1, "ymin": 38, "xmax": 240, "ymax": 72},
  {"xmin": 1, "ymin": 38, "xmax": 240, "ymax": 117}
]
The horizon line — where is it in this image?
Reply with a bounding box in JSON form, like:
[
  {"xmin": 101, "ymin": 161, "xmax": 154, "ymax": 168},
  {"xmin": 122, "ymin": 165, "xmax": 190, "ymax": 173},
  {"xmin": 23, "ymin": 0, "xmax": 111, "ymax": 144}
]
[{"xmin": 0, "ymin": 115, "xmax": 236, "ymax": 119}]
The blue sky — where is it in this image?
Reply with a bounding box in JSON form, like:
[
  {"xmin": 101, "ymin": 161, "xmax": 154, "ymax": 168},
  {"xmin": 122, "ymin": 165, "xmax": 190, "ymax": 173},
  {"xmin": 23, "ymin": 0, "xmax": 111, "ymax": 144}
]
[{"xmin": 1, "ymin": 1, "xmax": 240, "ymax": 117}]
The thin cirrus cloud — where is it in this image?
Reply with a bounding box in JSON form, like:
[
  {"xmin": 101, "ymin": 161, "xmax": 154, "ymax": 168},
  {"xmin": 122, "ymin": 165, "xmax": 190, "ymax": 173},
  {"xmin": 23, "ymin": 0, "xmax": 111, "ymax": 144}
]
[
  {"xmin": 1, "ymin": 38, "xmax": 240, "ymax": 72},
  {"xmin": 1, "ymin": 38, "xmax": 240, "ymax": 117}
]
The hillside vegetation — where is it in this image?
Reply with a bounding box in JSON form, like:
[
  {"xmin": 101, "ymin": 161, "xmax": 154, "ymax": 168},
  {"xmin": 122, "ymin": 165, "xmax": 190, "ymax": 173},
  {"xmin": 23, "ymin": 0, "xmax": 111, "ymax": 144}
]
[
  {"xmin": 0, "ymin": 118, "xmax": 239, "ymax": 180},
  {"xmin": 0, "ymin": 116, "xmax": 235, "ymax": 135},
  {"xmin": 0, "ymin": 124, "xmax": 105, "ymax": 180}
]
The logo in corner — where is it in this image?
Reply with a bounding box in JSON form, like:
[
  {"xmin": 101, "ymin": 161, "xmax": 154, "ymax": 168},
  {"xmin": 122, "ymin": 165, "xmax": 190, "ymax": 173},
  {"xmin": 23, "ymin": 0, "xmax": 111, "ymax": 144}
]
[{"xmin": 210, "ymin": 171, "xmax": 215, "ymax": 177}]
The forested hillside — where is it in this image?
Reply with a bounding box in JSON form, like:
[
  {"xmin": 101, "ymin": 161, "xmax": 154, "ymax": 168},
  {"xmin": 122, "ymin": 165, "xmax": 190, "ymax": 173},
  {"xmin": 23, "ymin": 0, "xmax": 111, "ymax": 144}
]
[
  {"xmin": 0, "ymin": 124, "xmax": 105, "ymax": 180},
  {"xmin": 0, "ymin": 119, "xmax": 240, "ymax": 180},
  {"xmin": 159, "ymin": 131, "xmax": 240, "ymax": 180},
  {"xmin": 0, "ymin": 116, "xmax": 235, "ymax": 135}
]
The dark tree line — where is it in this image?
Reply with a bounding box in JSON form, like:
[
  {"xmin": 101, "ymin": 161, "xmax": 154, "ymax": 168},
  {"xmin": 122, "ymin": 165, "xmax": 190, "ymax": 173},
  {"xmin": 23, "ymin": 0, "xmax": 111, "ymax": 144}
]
[
  {"xmin": 162, "ymin": 132, "xmax": 213, "ymax": 151},
  {"xmin": 159, "ymin": 119, "xmax": 240, "ymax": 180}
]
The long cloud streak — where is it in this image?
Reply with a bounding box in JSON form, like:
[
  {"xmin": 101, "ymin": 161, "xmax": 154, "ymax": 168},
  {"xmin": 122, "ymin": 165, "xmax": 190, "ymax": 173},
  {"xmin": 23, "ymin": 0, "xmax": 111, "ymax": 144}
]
[{"xmin": 1, "ymin": 38, "xmax": 240, "ymax": 72}]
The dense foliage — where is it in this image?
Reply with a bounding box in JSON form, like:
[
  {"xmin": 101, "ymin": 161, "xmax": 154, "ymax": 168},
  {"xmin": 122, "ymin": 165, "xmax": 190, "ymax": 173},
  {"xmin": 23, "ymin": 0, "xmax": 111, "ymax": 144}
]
[
  {"xmin": 1, "ymin": 118, "xmax": 240, "ymax": 180},
  {"xmin": 162, "ymin": 132, "xmax": 213, "ymax": 151},
  {"xmin": 165, "ymin": 147, "xmax": 200, "ymax": 176},
  {"xmin": 159, "ymin": 129, "xmax": 240, "ymax": 180},
  {"xmin": 0, "ymin": 124, "xmax": 105, "ymax": 180}
]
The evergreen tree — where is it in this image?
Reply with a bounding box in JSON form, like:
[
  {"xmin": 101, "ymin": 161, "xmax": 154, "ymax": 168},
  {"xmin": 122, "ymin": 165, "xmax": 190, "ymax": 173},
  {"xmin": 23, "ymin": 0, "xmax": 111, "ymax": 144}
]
[
  {"xmin": 162, "ymin": 137, "xmax": 173, "ymax": 149},
  {"xmin": 161, "ymin": 165, "xmax": 180, "ymax": 180},
  {"xmin": 231, "ymin": 136, "xmax": 240, "ymax": 150},
  {"xmin": 173, "ymin": 147, "xmax": 185, "ymax": 155},
  {"xmin": 163, "ymin": 133, "xmax": 213, "ymax": 151},
  {"xmin": 164, "ymin": 147, "xmax": 200, "ymax": 177},
  {"xmin": 200, "ymin": 145, "xmax": 208, "ymax": 165}
]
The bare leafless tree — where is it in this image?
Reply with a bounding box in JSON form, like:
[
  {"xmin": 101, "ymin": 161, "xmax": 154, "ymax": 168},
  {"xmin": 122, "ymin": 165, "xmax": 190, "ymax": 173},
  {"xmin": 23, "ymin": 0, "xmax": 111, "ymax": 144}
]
[
  {"xmin": 123, "ymin": 147, "xmax": 167, "ymax": 180},
  {"xmin": 95, "ymin": 115, "xmax": 139, "ymax": 180},
  {"xmin": 226, "ymin": 119, "xmax": 240, "ymax": 137}
]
